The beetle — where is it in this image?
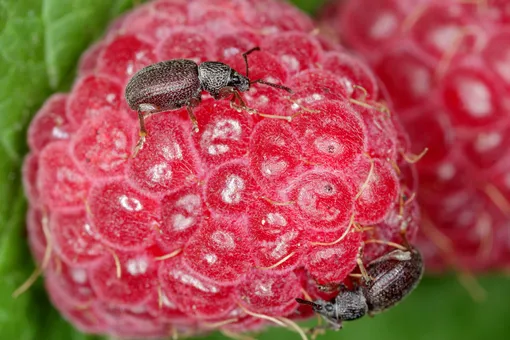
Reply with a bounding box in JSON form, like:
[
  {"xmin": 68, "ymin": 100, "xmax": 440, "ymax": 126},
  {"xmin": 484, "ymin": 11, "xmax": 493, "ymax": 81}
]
[
  {"xmin": 296, "ymin": 235, "xmax": 424, "ymax": 330},
  {"xmin": 124, "ymin": 47, "xmax": 292, "ymax": 156}
]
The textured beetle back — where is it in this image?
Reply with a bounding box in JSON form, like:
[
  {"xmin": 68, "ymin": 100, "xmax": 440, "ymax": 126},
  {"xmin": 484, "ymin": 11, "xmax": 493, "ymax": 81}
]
[
  {"xmin": 198, "ymin": 61, "xmax": 231, "ymax": 98},
  {"xmin": 363, "ymin": 249, "xmax": 424, "ymax": 313},
  {"xmin": 125, "ymin": 59, "xmax": 202, "ymax": 112}
]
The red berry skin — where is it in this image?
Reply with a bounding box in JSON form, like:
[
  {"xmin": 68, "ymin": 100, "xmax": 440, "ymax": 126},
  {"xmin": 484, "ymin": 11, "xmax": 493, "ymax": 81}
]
[
  {"xmin": 324, "ymin": 0, "xmax": 510, "ymax": 271},
  {"xmin": 23, "ymin": 0, "xmax": 420, "ymax": 337}
]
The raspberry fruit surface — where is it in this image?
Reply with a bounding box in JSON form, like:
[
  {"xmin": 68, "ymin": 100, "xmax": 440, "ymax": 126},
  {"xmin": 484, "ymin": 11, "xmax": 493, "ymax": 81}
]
[
  {"xmin": 23, "ymin": 0, "xmax": 419, "ymax": 337},
  {"xmin": 322, "ymin": 0, "xmax": 510, "ymax": 272}
]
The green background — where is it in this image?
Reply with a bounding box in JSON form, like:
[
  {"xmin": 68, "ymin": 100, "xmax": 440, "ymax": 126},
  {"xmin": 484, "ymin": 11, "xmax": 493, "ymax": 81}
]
[{"xmin": 0, "ymin": 0, "xmax": 508, "ymax": 339}]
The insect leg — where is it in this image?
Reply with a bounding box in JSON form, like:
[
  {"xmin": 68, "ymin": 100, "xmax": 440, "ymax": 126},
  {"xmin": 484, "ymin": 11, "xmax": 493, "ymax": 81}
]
[
  {"xmin": 138, "ymin": 110, "xmax": 147, "ymax": 136},
  {"xmin": 400, "ymin": 226, "xmax": 413, "ymax": 250},
  {"xmin": 232, "ymin": 89, "xmax": 244, "ymax": 106},
  {"xmin": 356, "ymin": 246, "xmax": 372, "ymax": 282},
  {"xmin": 321, "ymin": 315, "xmax": 343, "ymax": 331},
  {"xmin": 185, "ymin": 105, "xmax": 199, "ymax": 133},
  {"xmin": 227, "ymin": 89, "xmax": 292, "ymax": 121},
  {"xmin": 132, "ymin": 110, "xmax": 147, "ymax": 158},
  {"xmin": 229, "ymin": 89, "xmax": 251, "ymax": 112}
]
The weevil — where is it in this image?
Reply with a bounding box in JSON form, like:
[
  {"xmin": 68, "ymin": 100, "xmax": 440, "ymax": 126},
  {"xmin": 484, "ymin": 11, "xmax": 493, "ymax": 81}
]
[
  {"xmin": 296, "ymin": 235, "xmax": 424, "ymax": 330},
  {"xmin": 124, "ymin": 47, "xmax": 292, "ymax": 156}
]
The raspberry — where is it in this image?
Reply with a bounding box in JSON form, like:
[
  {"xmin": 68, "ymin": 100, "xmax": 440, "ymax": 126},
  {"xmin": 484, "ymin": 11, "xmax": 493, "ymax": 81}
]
[
  {"xmin": 323, "ymin": 0, "xmax": 510, "ymax": 272},
  {"xmin": 23, "ymin": 0, "xmax": 420, "ymax": 337}
]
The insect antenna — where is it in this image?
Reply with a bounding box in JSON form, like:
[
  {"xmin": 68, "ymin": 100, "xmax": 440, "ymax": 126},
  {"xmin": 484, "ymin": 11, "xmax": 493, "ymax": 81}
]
[
  {"xmin": 296, "ymin": 298, "xmax": 320, "ymax": 308},
  {"xmin": 242, "ymin": 46, "xmax": 293, "ymax": 93},
  {"xmin": 242, "ymin": 46, "xmax": 261, "ymax": 78},
  {"xmin": 251, "ymin": 79, "xmax": 293, "ymax": 93}
]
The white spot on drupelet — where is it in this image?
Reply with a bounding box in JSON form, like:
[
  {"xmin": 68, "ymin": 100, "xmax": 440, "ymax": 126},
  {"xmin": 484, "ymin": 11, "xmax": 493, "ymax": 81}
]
[
  {"xmin": 270, "ymin": 231, "xmax": 298, "ymax": 259},
  {"xmin": 170, "ymin": 269, "xmax": 219, "ymax": 293},
  {"xmin": 437, "ymin": 162, "xmax": 456, "ymax": 181},
  {"xmin": 314, "ymin": 136, "xmax": 344, "ymax": 156},
  {"xmin": 162, "ymin": 293, "xmax": 177, "ymax": 308},
  {"xmin": 474, "ymin": 132, "xmax": 501, "ymax": 152},
  {"xmin": 370, "ymin": 12, "xmax": 398, "ymax": 40},
  {"xmin": 254, "ymin": 280, "xmax": 274, "ymax": 297},
  {"xmin": 119, "ymin": 195, "xmax": 143, "ymax": 211},
  {"xmin": 429, "ymin": 26, "xmax": 461, "ymax": 53},
  {"xmin": 204, "ymin": 253, "xmax": 218, "ymax": 264},
  {"xmin": 221, "ymin": 174, "xmax": 245, "ymax": 204},
  {"xmin": 211, "ymin": 230, "xmax": 235, "ymax": 250},
  {"xmin": 126, "ymin": 257, "xmax": 149, "ymax": 276},
  {"xmin": 212, "ymin": 119, "xmax": 242, "ymax": 140},
  {"xmin": 457, "ymin": 79, "xmax": 492, "ymax": 118},
  {"xmin": 176, "ymin": 194, "xmax": 201, "ymax": 213},
  {"xmin": 84, "ymin": 223, "xmax": 93, "ymax": 235},
  {"xmin": 70, "ymin": 268, "xmax": 88, "ymax": 284},
  {"xmin": 409, "ymin": 66, "xmax": 431, "ymax": 97},
  {"xmin": 126, "ymin": 62, "xmax": 134, "ymax": 76},
  {"xmin": 261, "ymin": 158, "xmax": 288, "ymax": 177},
  {"xmin": 208, "ymin": 144, "xmax": 230, "ymax": 155},
  {"xmin": 266, "ymin": 213, "xmax": 288, "ymax": 227},
  {"xmin": 52, "ymin": 126, "xmax": 69, "ymax": 139},
  {"xmin": 313, "ymin": 248, "xmax": 344, "ymax": 261},
  {"xmin": 223, "ymin": 47, "xmax": 240, "ymax": 58},
  {"xmin": 202, "ymin": 119, "xmax": 242, "ymax": 155},
  {"xmin": 281, "ymin": 55, "xmax": 300, "ymax": 72},
  {"xmin": 147, "ymin": 163, "xmax": 173, "ymax": 183},
  {"xmin": 162, "ymin": 142, "xmax": 183, "ymax": 160},
  {"xmin": 106, "ymin": 93, "xmax": 117, "ymax": 104},
  {"xmin": 171, "ymin": 214, "xmax": 195, "ymax": 231}
]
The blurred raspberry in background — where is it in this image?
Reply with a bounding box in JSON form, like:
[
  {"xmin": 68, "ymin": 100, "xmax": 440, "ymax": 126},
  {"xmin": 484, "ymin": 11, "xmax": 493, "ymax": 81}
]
[{"xmin": 320, "ymin": 0, "xmax": 510, "ymax": 273}]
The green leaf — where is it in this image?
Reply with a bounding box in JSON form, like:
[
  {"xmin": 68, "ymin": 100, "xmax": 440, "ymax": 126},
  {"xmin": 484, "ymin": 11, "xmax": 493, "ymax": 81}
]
[
  {"xmin": 42, "ymin": 0, "xmax": 136, "ymax": 88},
  {"xmin": 290, "ymin": 0, "xmax": 328, "ymax": 14},
  {"xmin": 0, "ymin": 0, "xmax": 139, "ymax": 338}
]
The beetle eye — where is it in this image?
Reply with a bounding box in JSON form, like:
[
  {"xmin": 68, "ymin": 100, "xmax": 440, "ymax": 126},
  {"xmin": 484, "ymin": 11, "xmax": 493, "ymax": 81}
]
[{"xmin": 325, "ymin": 305, "xmax": 334, "ymax": 312}]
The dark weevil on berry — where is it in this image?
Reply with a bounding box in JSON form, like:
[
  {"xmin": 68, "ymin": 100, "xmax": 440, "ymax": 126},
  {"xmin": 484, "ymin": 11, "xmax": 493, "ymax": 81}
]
[
  {"xmin": 296, "ymin": 233, "xmax": 424, "ymax": 330},
  {"xmin": 125, "ymin": 47, "xmax": 292, "ymax": 157}
]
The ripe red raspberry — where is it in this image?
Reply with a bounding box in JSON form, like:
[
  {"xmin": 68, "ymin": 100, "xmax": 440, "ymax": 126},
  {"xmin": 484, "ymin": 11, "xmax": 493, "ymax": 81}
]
[
  {"xmin": 321, "ymin": 0, "xmax": 510, "ymax": 272},
  {"xmin": 22, "ymin": 0, "xmax": 420, "ymax": 337}
]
